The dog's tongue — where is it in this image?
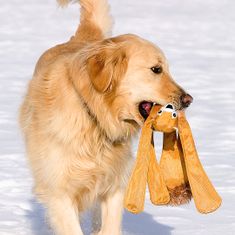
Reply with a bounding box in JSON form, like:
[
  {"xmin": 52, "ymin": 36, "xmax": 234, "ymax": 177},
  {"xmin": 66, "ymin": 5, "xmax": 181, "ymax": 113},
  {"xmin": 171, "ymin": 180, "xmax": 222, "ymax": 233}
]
[{"xmin": 142, "ymin": 102, "xmax": 152, "ymax": 115}]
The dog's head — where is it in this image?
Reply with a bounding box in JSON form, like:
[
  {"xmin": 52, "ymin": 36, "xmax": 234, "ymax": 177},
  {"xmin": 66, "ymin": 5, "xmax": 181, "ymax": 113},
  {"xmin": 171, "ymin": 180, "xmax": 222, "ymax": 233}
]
[{"xmin": 72, "ymin": 34, "xmax": 193, "ymax": 142}]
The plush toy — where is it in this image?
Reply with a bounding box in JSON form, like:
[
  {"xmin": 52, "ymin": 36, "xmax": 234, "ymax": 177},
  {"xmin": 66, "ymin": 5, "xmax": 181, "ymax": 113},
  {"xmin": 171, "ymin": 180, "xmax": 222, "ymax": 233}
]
[{"xmin": 124, "ymin": 104, "xmax": 222, "ymax": 214}]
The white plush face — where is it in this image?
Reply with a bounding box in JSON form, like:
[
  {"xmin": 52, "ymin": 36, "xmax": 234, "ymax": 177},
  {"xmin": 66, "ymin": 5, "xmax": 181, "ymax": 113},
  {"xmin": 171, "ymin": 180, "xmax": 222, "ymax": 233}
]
[{"xmin": 157, "ymin": 103, "xmax": 177, "ymax": 119}]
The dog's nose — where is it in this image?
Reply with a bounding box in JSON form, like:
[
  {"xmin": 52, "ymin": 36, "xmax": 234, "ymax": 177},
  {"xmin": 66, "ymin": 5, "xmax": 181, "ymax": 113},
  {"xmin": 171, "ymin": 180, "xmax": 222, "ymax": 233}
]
[{"xmin": 180, "ymin": 93, "xmax": 193, "ymax": 108}]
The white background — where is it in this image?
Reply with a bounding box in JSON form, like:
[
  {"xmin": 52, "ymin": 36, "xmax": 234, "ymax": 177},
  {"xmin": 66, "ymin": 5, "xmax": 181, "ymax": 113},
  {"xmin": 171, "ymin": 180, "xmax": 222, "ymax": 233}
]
[{"xmin": 0, "ymin": 0, "xmax": 235, "ymax": 234}]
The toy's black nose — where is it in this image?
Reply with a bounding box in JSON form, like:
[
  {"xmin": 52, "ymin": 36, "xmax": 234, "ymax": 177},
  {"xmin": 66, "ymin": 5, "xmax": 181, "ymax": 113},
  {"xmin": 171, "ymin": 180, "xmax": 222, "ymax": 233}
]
[
  {"xmin": 181, "ymin": 93, "xmax": 193, "ymax": 108},
  {"xmin": 166, "ymin": 104, "xmax": 174, "ymax": 110}
]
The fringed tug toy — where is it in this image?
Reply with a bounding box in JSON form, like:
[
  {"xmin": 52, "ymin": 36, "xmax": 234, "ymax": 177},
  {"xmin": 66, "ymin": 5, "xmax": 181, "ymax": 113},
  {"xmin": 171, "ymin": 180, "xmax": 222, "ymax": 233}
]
[{"xmin": 124, "ymin": 104, "xmax": 222, "ymax": 214}]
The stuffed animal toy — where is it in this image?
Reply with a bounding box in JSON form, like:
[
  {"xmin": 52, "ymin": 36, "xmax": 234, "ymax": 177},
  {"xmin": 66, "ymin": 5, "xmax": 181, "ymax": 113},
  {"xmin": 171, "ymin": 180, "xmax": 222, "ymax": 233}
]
[{"xmin": 124, "ymin": 104, "xmax": 222, "ymax": 214}]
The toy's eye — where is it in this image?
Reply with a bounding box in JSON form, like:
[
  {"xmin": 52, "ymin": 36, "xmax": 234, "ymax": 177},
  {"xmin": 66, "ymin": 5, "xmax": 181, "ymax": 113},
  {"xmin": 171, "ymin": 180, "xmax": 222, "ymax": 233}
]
[
  {"xmin": 172, "ymin": 112, "xmax": 177, "ymax": 119},
  {"xmin": 158, "ymin": 110, "xmax": 163, "ymax": 115},
  {"xmin": 151, "ymin": 66, "xmax": 163, "ymax": 74}
]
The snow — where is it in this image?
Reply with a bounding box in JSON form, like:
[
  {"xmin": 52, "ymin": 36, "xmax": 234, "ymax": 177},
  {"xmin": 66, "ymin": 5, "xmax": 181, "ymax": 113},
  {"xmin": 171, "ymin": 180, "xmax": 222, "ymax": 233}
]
[{"xmin": 0, "ymin": 0, "xmax": 235, "ymax": 234}]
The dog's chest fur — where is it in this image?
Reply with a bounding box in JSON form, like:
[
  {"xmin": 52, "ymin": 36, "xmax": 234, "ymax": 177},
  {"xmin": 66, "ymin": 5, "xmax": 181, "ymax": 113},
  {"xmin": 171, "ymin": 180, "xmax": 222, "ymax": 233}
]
[
  {"xmin": 57, "ymin": 117, "xmax": 133, "ymax": 210},
  {"xmin": 28, "ymin": 87, "xmax": 133, "ymax": 209}
]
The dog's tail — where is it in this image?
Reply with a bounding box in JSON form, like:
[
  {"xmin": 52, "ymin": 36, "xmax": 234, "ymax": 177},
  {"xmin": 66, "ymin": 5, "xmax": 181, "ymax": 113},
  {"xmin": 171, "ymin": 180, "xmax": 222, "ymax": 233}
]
[{"xmin": 57, "ymin": 0, "xmax": 113, "ymax": 42}]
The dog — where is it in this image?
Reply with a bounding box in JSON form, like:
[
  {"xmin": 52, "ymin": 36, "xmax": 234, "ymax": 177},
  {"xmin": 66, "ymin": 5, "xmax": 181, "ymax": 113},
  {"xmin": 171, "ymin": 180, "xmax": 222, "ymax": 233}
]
[{"xmin": 19, "ymin": 0, "xmax": 193, "ymax": 234}]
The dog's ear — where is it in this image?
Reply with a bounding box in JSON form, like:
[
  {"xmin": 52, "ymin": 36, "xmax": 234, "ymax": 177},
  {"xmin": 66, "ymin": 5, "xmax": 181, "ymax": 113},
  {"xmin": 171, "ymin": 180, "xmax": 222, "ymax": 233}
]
[{"xmin": 87, "ymin": 41, "xmax": 128, "ymax": 93}]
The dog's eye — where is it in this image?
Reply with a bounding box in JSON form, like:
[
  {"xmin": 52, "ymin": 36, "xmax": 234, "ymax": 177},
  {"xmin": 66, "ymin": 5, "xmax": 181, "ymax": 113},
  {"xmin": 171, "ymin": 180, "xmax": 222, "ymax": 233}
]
[
  {"xmin": 158, "ymin": 110, "xmax": 163, "ymax": 115},
  {"xmin": 151, "ymin": 66, "xmax": 163, "ymax": 74}
]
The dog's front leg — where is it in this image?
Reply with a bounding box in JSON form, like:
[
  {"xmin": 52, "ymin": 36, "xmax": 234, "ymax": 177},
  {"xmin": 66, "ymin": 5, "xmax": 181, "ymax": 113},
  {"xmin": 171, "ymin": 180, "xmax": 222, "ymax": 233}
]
[
  {"xmin": 97, "ymin": 190, "xmax": 124, "ymax": 235},
  {"xmin": 95, "ymin": 189, "xmax": 124, "ymax": 235},
  {"xmin": 46, "ymin": 194, "xmax": 83, "ymax": 235}
]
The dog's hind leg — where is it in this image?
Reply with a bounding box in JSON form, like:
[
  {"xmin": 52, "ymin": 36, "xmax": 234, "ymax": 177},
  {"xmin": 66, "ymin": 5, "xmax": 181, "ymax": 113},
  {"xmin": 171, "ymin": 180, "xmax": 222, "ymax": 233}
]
[
  {"xmin": 57, "ymin": 0, "xmax": 113, "ymax": 42},
  {"xmin": 46, "ymin": 194, "xmax": 84, "ymax": 235}
]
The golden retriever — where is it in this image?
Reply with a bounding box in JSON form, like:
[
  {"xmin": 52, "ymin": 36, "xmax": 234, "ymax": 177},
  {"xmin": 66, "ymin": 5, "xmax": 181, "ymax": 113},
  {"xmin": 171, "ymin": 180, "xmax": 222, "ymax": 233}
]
[{"xmin": 19, "ymin": 0, "xmax": 193, "ymax": 234}]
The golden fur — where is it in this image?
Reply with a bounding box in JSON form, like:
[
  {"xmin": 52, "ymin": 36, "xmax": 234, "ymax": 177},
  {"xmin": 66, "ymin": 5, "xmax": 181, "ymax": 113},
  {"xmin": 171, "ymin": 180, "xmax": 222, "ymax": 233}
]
[{"xmin": 19, "ymin": 0, "xmax": 187, "ymax": 234}]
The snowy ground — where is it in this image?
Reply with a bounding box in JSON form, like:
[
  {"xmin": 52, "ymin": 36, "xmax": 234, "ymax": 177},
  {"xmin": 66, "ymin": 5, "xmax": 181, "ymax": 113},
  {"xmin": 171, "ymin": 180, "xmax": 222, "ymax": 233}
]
[{"xmin": 0, "ymin": 0, "xmax": 235, "ymax": 234}]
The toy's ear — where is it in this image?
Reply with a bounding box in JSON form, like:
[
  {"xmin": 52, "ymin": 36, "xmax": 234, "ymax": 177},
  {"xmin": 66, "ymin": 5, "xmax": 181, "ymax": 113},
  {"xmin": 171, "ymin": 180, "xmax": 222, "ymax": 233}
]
[
  {"xmin": 178, "ymin": 111, "xmax": 222, "ymax": 213},
  {"xmin": 148, "ymin": 135, "xmax": 170, "ymax": 205},
  {"xmin": 124, "ymin": 120, "xmax": 154, "ymax": 214},
  {"xmin": 87, "ymin": 40, "xmax": 128, "ymax": 92}
]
